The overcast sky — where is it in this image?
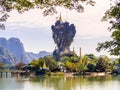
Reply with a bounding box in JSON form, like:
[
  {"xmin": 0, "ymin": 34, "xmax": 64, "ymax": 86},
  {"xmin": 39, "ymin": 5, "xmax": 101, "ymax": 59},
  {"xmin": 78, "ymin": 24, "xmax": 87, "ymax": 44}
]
[{"xmin": 0, "ymin": 0, "xmax": 114, "ymax": 57}]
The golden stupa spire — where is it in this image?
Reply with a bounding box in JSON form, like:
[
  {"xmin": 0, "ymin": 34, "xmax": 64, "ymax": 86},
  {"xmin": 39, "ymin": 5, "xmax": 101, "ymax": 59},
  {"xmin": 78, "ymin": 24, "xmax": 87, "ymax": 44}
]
[
  {"xmin": 59, "ymin": 13, "xmax": 62, "ymax": 21},
  {"xmin": 43, "ymin": 61, "xmax": 47, "ymax": 69}
]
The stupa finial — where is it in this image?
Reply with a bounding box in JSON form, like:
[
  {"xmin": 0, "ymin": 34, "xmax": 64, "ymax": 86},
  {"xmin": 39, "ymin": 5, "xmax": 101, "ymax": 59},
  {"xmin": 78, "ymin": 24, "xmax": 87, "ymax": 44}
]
[{"xmin": 59, "ymin": 13, "xmax": 62, "ymax": 21}]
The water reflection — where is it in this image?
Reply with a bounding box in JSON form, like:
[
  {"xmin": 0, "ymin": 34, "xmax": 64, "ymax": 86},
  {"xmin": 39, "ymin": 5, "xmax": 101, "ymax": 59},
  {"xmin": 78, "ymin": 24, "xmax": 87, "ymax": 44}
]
[
  {"xmin": 29, "ymin": 75, "xmax": 120, "ymax": 90},
  {"xmin": 0, "ymin": 74, "xmax": 120, "ymax": 90}
]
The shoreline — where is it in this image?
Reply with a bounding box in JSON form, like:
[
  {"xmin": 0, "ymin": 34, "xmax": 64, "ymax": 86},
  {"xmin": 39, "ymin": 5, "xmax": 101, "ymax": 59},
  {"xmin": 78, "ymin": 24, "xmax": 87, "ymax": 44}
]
[
  {"xmin": 9, "ymin": 70, "xmax": 119, "ymax": 78},
  {"xmin": 29, "ymin": 72, "xmax": 113, "ymax": 78}
]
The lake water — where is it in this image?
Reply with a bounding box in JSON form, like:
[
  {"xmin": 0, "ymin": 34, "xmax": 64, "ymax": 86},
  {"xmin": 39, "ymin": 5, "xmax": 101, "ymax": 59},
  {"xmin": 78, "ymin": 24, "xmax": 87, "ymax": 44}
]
[{"xmin": 0, "ymin": 73, "xmax": 120, "ymax": 90}]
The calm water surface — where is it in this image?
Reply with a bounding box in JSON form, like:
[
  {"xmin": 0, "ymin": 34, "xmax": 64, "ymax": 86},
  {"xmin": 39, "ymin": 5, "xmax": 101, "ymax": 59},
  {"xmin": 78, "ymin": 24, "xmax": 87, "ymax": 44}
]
[{"xmin": 0, "ymin": 73, "xmax": 120, "ymax": 90}]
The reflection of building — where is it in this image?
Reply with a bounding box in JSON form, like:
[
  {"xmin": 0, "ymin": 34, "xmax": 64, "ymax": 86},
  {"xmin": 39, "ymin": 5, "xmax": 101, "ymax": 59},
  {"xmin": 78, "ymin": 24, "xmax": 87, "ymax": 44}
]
[
  {"xmin": 43, "ymin": 79, "xmax": 46, "ymax": 90},
  {"xmin": 51, "ymin": 15, "xmax": 76, "ymax": 60}
]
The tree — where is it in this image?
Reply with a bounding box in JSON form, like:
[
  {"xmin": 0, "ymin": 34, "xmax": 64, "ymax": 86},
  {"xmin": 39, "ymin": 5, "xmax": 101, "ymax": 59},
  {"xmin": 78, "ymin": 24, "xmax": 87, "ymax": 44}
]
[
  {"xmin": 65, "ymin": 60, "xmax": 73, "ymax": 71},
  {"xmin": 0, "ymin": 0, "xmax": 95, "ymax": 14},
  {"xmin": 43, "ymin": 55, "xmax": 57, "ymax": 71},
  {"xmin": 70, "ymin": 56, "xmax": 79, "ymax": 63},
  {"xmin": 85, "ymin": 54, "xmax": 96, "ymax": 60},
  {"xmin": 95, "ymin": 55, "xmax": 112, "ymax": 72},
  {"xmin": 0, "ymin": 0, "xmax": 95, "ymax": 29},
  {"xmin": 0, "ymin": 62, "xmax": 5, "ymax": 69},
  {"xmin": 96, "ymin": 1, "xmax": 120, "ymax": 56},
  {"xmin": 29, "ymin": 59, "xmax": 42, "ymax": 70},
  {"xmin": 82, "ymin": 54, "xmax": 97, "ymax": 72},
  {"xmin": 87, "ymin": 63, "xmax": 95, "ymax": 72},
  {"xmin": 114, "ymin": 58, "xmax": 120, "ymax": 65},
  {"xmin": 81, "ymin": 55, "xmax": 90, "ymax": 66}
]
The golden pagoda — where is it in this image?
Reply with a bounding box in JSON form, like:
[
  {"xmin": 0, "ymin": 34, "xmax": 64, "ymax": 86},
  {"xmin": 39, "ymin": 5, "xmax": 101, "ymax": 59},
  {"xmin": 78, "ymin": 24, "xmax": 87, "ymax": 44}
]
[{"xmin": 43, "ymin": 61, "xmax": 47, "ymax": 69}]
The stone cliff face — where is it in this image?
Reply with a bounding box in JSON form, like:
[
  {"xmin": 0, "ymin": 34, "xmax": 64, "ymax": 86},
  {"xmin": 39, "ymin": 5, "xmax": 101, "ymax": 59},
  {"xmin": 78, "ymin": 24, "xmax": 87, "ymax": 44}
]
[
  {"xmin": 0, "ymin": 37, "xmax": 52, "ymax": 64},
  {"xmin": 0, "ymin": 38, "xmax": 8, "ymax": 50},
  {"xmin": 51, "ymin": 20, "xmax": 76, "ymax": 60},
  {"xmin": 8, "ymin": 38, "xmax": 27, "ymax": 63},
  {"xmin": 0, "ymin": 37, "xmax": 27, "ymax": 63},
  {"xmin": 0, "ymin": 46, "xmax": 17, "ymax": 65}
]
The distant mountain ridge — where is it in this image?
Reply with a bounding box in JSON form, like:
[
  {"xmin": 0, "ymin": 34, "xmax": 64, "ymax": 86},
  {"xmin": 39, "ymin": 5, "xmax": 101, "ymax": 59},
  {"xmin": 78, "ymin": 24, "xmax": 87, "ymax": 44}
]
[
  {"xmin": 26, "ymin": 51, "xmax": 52, "ymax": 61},
  {"xmin": 0, "ymin": 37, "xmax": 52, "ymax": 65},
  {"xmin": 0, "ymin": 37, "xmax": 27, "ymax": 63}
]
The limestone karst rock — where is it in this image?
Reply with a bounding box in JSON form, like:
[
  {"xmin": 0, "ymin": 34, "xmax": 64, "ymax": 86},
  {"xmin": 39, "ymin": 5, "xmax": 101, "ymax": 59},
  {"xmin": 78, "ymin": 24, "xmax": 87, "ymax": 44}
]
[{"xmin": 51, "ymin": 20, "xmax": 76, "ymax": 60}]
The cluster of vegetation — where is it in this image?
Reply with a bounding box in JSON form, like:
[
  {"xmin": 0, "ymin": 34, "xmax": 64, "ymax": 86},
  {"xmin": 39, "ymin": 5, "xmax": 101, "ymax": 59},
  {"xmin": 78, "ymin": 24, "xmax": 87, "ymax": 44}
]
[
  {"xmin": 0, "ymin": 62, "xmax": 5, "ymax": 69},
  {"xmin": 96, "ymin": 1, "xmax": 120, "ymax": 56},
  {"xmin": 0, "ymin": 53, "xmax": 120, "ymax": 75},
  {"xmin": 14, "ymin": 0, "xmax": 120, "ymax": 75},
  {"xmin": 22, "ymin": 54, "xmax": 120, "ymax": 74},
  {"xmin": 29, "ymin": 56, "xmax": 57, "ymax": 71},
  {"xmin": 0, "ymin": 0, "xmax": 120, "ymax": 76}
]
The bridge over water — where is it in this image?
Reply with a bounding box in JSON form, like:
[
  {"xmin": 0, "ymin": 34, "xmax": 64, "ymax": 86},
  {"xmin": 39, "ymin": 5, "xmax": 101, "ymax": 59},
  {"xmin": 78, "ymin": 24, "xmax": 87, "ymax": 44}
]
[{"xmin": 0, "ymin": 70, "xmax": 23, "ymax": 77}]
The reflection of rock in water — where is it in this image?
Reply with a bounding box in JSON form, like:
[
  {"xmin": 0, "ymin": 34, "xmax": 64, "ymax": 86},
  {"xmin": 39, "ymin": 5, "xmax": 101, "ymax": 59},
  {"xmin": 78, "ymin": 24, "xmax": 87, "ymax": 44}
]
[{"xmin": 51, "ymin": 17, "xmax": 76, "ymax": 60}]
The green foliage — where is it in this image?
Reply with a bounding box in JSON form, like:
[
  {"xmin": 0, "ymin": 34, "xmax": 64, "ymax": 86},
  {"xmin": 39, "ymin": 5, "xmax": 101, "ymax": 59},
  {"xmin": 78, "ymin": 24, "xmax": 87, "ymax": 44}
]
[
  {"xmin": 64, "ymin": 60, "xmax": 73, "ymax": 70},
  {"xmin": 78, "ymin": 63, "xmax": 86, "ymax": 72},
  {"xmin": 64, "ymin": 61, "xmax": 87, "ymax": 72},
  {"xmin": 70, "ymin": 56, "xmax": 79, "ymax": 63},
  {"xmin": 43, "ymin": 55, "xmax": 57, "ymax": 71},
  {"xmin": 60, "ymin": 55, "xmax": 88, "ymax": 72},
  {"xmin": 60, "ymin": 55, "xmax": 98, "ymax": 72},
  {"xmin": 102, "ymin": 2, "xmax": 120, "ymax": 30},
  {"xmin": 87, "ymin": 63, "xmax": 95, "ymax": 72},
  {"xmin": 60, "ymin": 56, "xmax": 79, "ymax": 63},
  {"xmin": 0, "ymin": 0, "xmax": 95, "ymax": 29},
  {"xmin": 81, "ymin": 55, "xmax": 91, "ymax": 66},
  {"xmin": 29, "ymin": 55, "xmax": 57, "ymax": 71},
  {"xmin": 29, "ymin": 54, "xmax": 114, "ymax": 73},
  {"xmin": 0, "ymin": 62, "xmax": 5, "ymax": 69},
  {"xmin": 6, "ymin": 0, "xmax": 95, "ymax": 14},
  {"xmin": 85, "ymin": 54, "xmax": 96, "ymax": 60},
  {"xmin": 29, "ymin": 59, "xmax": 42, "ymax": 70},
  {"xmin": 95, "ymin": 55, "xmax": 112, "ymax": 72},
  {"xmin": 0, "ymin": 0, "xmax": 95, "ymax": 14},
  {"xmin": 114, "ymin": 58, "xmax": 120, "ymax": 65},
  {"xmin": 60, "ymin": 56, "xmax": 70, "ymax": 62},
  {"xmin": 83, "ymin": 54, "xmax": 97, "ymax": 72},
  {"xmin": 96, "ymin": 1, "xmax": 120, "ymax": 56},
  {"xmin": 60, "ymin": 56, "xmax": 80, "ymax": 72}
]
